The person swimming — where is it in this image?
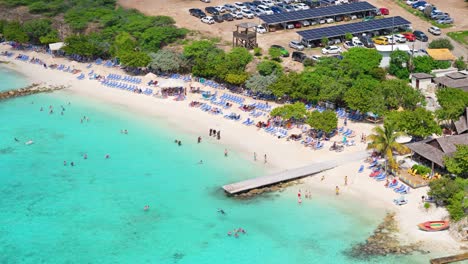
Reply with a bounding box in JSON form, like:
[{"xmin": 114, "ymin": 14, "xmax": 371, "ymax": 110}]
[
  {"xmin": 105, "ymin": 154, "xmax": 110, "ymax": 159},
  {"xmin": 144, "ymin": 205, "xmax": 150, "ymax": 211},
  {"xmin": 83, "ymin": 154, "xmax": 88, "ymax": 159},
  {"xmin": 14, "ymin": 138, "xmax": 19, "ymax": 142},
  {"xmin": 198, "ymin": 160, "xmax": 203, "ymax": 165},
  {"xmin": 70, "ymin": 162, "xmax": 74, "ymax": 166},
  {"xmin": 217, "ymin": 208, "xmax": 226, "ymax": 215}
]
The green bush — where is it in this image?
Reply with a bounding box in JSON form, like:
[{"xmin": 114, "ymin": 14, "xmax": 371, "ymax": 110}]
[
  {"xmin": 428, "ymin": 177, "xmax": 468, "ymax": 221},
  {"xmin": 253, "ymin": 47, "xmax": 262, "ymax": 56},
  {"xmin": 411, "ymin": 164, "xmax": 431, "ymax": 175}
]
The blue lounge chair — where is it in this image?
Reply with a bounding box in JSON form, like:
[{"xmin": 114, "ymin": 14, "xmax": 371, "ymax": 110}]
[{"xmin": 358, "ymin": 165, "xmax": 364, "ymax": 173}]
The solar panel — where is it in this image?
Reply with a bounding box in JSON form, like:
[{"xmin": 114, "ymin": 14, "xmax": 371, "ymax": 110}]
[
  {"xmin": 259, "ymin": 2, "xmax": 376, "ymax": 25},
  {"xmin": 297, "ymin": 16, "xmax": 411, "ymax": 41}
]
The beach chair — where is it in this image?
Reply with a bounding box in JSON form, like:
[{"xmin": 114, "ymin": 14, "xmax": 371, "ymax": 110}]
[
  {"xmin": 388, "ymin": 180, "xmax": 398, "ymax": 188},
  {"xmin": 358, "ymin": 165, "xmax": 364, "ymax": 173},
  {"xmin": 394, "ymin": 185, "xmax": 405, "ymax": 193},
  {"xmin": 393, "ymin": 196, "xmax": 408, "ymax": 206}
]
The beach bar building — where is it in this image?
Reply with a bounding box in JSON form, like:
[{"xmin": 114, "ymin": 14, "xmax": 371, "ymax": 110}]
[{"xmin": 406, "ymin": 134, "xmax": 468, "ymax": 171}]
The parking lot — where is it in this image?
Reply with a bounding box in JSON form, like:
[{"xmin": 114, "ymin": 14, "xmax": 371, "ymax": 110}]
[{"xmin": 118, "ymin": 0, "xmax": 467, "ymax": 66}]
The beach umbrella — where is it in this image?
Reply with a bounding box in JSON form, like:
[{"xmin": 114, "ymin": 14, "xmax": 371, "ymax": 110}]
[
  {"xmin": 143, "ymin": 72, "xmax": 157, "ymax": 82},
  {"xmin": 158, "ymin": 78, "xmax": 185, "ymax": 88}
]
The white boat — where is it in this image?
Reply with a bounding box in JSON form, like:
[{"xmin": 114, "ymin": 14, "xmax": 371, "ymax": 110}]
[{"xmin": 25, "ymin": 140, "xmax": 34, "ymax": 145}]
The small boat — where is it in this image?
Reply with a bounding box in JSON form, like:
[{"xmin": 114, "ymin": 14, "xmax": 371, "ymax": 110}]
[
  {"xmin": 418, "ymin": 221, "xmax": 449, "ymax": 232},
  {"xmin": 25, "ymin": 140, "xmax": 34, "ymax": 145}
]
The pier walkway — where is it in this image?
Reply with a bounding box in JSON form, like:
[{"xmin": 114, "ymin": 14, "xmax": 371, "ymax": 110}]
[
  {"xmin": 223, "ymin": 151, "xmax": 368, "ymax": 195},
  {"xmin": 430, "ymin": 253, "xmax": 468, "ymax": 264}
]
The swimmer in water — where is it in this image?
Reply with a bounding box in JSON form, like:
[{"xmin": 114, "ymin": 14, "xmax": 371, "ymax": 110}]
[
  {"xmin": 217, "ymin": 208, "xmax": 226, "ymax": 215},
  {"xmin": 83, "ymin": 154, "xmax": 88, "ymax": 159},
  {"xmin": 40, "ymin": 107, "xmax": 43, "ymax": 111},
  {"xmin": 144, "ymin": 205, "xmax": 150, "ymax": 211},
  {"xmin": 198, "ymin": 160, "xmax": 203, "ymax": 165},
  {"xmin": 70, "ymin": 162, "xmax": 74, "ymax": 166},
  {"xmin": 105, "ymin": 154, "xmax": 110, "ymax": 159},
  {"xmin": 14, "ymin": 138, "xmax": 19, "ymax": 142},
  {"xmin": 64, "ymin": 161, "xmax": 67, "ymax": 166}
]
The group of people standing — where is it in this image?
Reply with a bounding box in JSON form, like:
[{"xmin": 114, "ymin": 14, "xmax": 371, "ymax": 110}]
[{"xmin": 208, "ymin": 128, "xmax": 221, "ymax": 140}]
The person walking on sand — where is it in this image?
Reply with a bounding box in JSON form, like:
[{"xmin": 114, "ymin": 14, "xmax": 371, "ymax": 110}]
[
  {"xmin": 344, "ymin": 176, "xmax": 348, "ymax": 186},
  {"xmin": 198, "ymin": 136, "xmax": 202, "ymax": 143},
  {"xmin": 254, "ymin": 152, "xmax": 257, "ymax": 161},
  {"xmin": 264, "ymin": 154, "xmax": 267, "ymax": 164},
  {"xmin": 224, "ymin": 149, "xmax": 228, "ymax": 157},
  {"xmin": 217, "ymin": 131, "xmax": 221, "ymax": 140},
  {"xmin": 335, "ymin": 186, "xmax": 340, "ymax": 195},
  {"xmin": 321, "ymin": 175, "xmax": 325, "ymax": 182},
  {"xmin": 209, "ymin": 129, "xmax": 213, "ymax": 137}
]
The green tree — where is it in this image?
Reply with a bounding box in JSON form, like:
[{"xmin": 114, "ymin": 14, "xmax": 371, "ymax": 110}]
[
  {"xmin": 225, "ymin": 73, "xmax": 249, "ymax": 85},
  {"xmin": 22, "ymin": 19, "xmax": 53, "ymax": 44},
  {"xmin": 215, "ymin": 47, "xmax": 253, "ymax": 80},
  {"xmin": 389, "ymin": 50, "xmax": 410, "ymax": 79},
  {"xmin": 62, "ymin": 34, "xmax": 106, "ymax": 58},
  {"xmin": 3, "ymin": 21, "xmax": 28, "ymax": 43},
  {"xmin": 39, "ymin": 30, "xmax": 60, "ymax": 44},
  {"xmin": 381, "ymin": 79, "xmax": 424, "ymax": 110},
  {"xmin": 444, "ymin": 145, "xmax": 468, "ymax": 178},
  {"xmin": 139, "ymin": 26, "xmax": 187, "ymax": 52},
  {"xmin": 268, "ymin": 72, "xmax": 303, "ymax": 99},
  {"xmin": 454, "ymin": 56, "xmax": 467, "ymax": 71},
  {"xmin": 367, "ymin": 122, "xmax": 410, "ymax": 170},
  {"xmin": 149, "ymin": 49, "xmax": 183, "ymax": 73},
  {"xmin": 344, "ymin": 32, "xmax": 353, "ymax": 41},
  {"xmin": 428, "ymin": 38, "xmax": 454, "ymax": 51},
  {"xmin": 257, "ymin": 60, "xmax": 282, "ymax": 76},
  {"xmin": 340, "ymin": 48, "xmax": 382, "ymax": 77},
  {"xmin": 385, "ymin": 108, "xmax": 442, "ymax": 138},
  {"xmin": 270, "ymin": 102, "xmax": 307, "ymax": 120},
  {"xmin": 344, "ymin": 78, "xmax": 385, "ymax": 114},
  {"xmin": 321, "ymin": 37, "xmax": 329, "ymax": 47},
  {"xmin": 435, "ymin": 87, "xmax": 468, "ymax": 122},
  {"xmin": 413, "ymin": 56, "xmax": 435, "ymax": 73},
  {"xmin": 428, "ymin": 177, "xmax": 467, "ymax": 220},
  {"xmin": 245, "ymin": 74, "xmax": 277, "ymax": 95},
  {"xmin": 268, "ymin": 47, "xmax": 282, "ymax": 62},
  {"xmin": 119, "ymin": 51, "xmax": 151, "ymax": 68},
  {"xmin": 306, "ymin": 110, "xmax": 338, "ymax": 133},
  {"xmin": 0, "ymin": 19, "xmax": 8, "ymax": 34},
  {"xmin": 183, "ymin": 40, "xmax": 224, "ymax": 78},
  {"xmin": 110, "ymin": 32, "xmax": 137, "ymax": 57}
]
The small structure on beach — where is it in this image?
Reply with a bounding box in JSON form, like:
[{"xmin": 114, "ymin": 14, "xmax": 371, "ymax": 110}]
[
  {"xmin": 433, "ymin": 71, "xmax": 468, "ymax": 92},
  {"xmin": 232, "ymin": 23, "xmax": 258, "ymax": 49},
  {"xmin": 406, "ymin": 134, "xmax": 468, "ymax": 169},
  {"xmin": 453, "ymin": 107, "xmax": 468, "ymax": 135}
]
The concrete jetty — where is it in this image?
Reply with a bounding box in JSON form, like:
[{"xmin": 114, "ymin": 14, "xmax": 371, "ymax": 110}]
[
  {"xmin": 430, "ymin": 253, "xmax": 468, "ymax": 264},
  {"xmin": 223, "ymin": 151, "xmax": 368, "ymax": 195},
  {"xmin": 0, "ymin": 84, "xmax": 65, "ymax": 100}
]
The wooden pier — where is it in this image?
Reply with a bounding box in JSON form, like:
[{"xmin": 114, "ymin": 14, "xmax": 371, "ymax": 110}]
[
  {"xmin": 222, "ymin": 151, "xmax": 368, "ymax": 195},
  {"xmin": 430, "ymin": 253, "xmax": 468, "ymax": 264}
]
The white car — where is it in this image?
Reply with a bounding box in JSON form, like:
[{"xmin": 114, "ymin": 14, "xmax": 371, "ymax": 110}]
[
  {"xmin": 385, "ymin": 36, "xmax": 397, "ymax": 44},
  {"xmin": 406, "ymin": 0, "xmax": 418, "ymax": 5},
  {"xmin": 241, "ymin": 10, "xmax": 254, "ymax": 19},
  {"xmin": 291, "ymin": 4, "xmax": 302, "ymax": 11},
  {"xmin": 351, "ymin": 37, "xmax": 364, "ymax": 47},
  {"xmin": 428, "ymin": 26, "xmax": 441, "ymax": 35},
  {"xmin": 200, "ymin": 0, "xmax": 211, "ymax": 2},
  {"xmin": 256, "ymin": 25, "xmax": 267, "ymax": 34},
  {"xmin": 260, "ymin": 0, "xmax": 275, "ymax": 7},
  {"xmin": 311, "ymin": 55, "xmax": 322, "ymax": 61},
  {"xmin": 201, "ymin": 16, "xmax": 215, "ymax": 24},
  {"xmin": 224, "ymin": 4, "xmax": 237, "ymax": 12},
  {"xmin": 289, "ymin": 40, "xmax": 305, "ymax": 51},
  {"xmin": 257, "ymin": 5, "xmax": 273, "ymax": 15},
  {"xmin": 322, "ymin": 46, "xmax": 342, "ymax": 54},
  {"xmin": 252, "ymin": 9, "xmax": 264, "ymax": 16},
  {"xmin": 215, "ymin": 6, "xmax": 226, "ymax": 13},
  {"xmin": 394, "ymin": 34, "xmax": 407, "ymax": 43},
  {"xmin": 326, "ymin": 18, "xmax": 334, "ymax": 23},
  {"xmin": 232, "ymin": 12, "xmax": 243, "ymax": 19},
  {"xmin": 234, "ymin": 2, "xmax": 246, "ymax": 9},
  {"xmin": 295, "ymin": 3, "xmax": 310, "ymax": 10},
  {"xmin": 343, "ymin": 41, "xmax": 355, "ymax": 49}
]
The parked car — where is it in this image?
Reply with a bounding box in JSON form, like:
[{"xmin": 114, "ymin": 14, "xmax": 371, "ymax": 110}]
[
  {"xmin": 241, "ymin": 9, "xmax": 255, "ymax": 18},
  {"xmin": 362, "ymin": 16, "xmax": 374, "ymax": 22},
  {"xmin": 428, "ymin": 26, "xmax": 441, "ymax": 35},
  {"xmin": 215, "ymin": 6, "xmax": 226, "ymax": 13},
  {"xmin": 335, "ymin": 15, "xmax": 344, "ymax": 22},
  {"xmin": 232, "ymin": 11, "xmax": 244, "ymax": 19},
  {"xmin": 189, "ymin": 8, "xmax": 206, "ymax": 18},
  {"xmin": 271, "ymin": 6, "xmax": 283, "ymax": 14},
  {"xmin": 412, "ymin": 1, "xmax": 426, "ymax": 9},
  {"xmin": 205, "ymin": 7, "xmax": 219, "ymax": 16},
  {"xmin": 244, "ymin": 2, "xmax": 257, "ymax": 10},
  {"xmin": 311, "ymin": 55, "xmax": 322, "ymax": 61},
  {"xmin": 384, "ymin": 35, "xmax": 397, "ymax": 44},
  {"xmin": 292, "ymin": 51, "xmax": 307, "ymax": 63},
  {"xmin": 289, "ymin": 40, "xmax": 305, "ymax": 51},
  {"xmin": 222, "ymin": 13, "xmax": 234, "ymax": 21},
  {"xmin": 271, "ymin": 45, "xmax": 289, "ymax": 57},
  {"xmin": 417, "ymin": 4, "xmax": 431, "ymax": 11},
  {"xmin": 201, "ymin": 16, "xmax": 215, "ymax": 24},
  {"xmin": 295, "ymin": 3, "xmax": 310, "ymax": 10},
  {"xmin": 406, "ymin": 0, "xmax": 418, "ymax": 5},
  {"xmin": 300, "ymin": 20, "xmax": 310, "ymax": 27},
  {"xmin": 430, "ymin": 13, "xmax": 449, "ymax": 20},
  {"xmin": 234, "ymin": 2, "xmax": 246, "ymax": 9},
  {"xmin": 437, "ymin": 17, "xmax": 454, "ymax": 24},
  {"xmin": 252, "ymin": 9, "xmax": 263, "ymax": 16},
  {"xmin": 379, "ymin": 8, "xmax": 389, "ymax": 15},
  {"xmin": 393, "ymin": 34, "xmax": 407, "ymax": 43},
  {"xmin": 322, "ymin": 46, "xmax": 342, "ymax": 54},
  {"xmin": 360, "ymin": 35, "xmax": 375, "ymax": 48},
  {"xmin": 294, "ymin": 22, "xmax": 302, "ymax": 28},
  {"xmin": 373, "ymin": 37, "xmax": 389, "ymax": 45},
  {"xmin": 213, "ymin": 15, "xmax": 224, "ymax": 23},
  {"xmin": 352, "ymin": 37, "xmax": 364, "ymax": 47},
  {"xmin": 326, "ymin": 18, "xmax": 334, "ymax": 23},
  {"xmin": 260, "ymin": 0, "xmax": 275, "ymax": 7},
  {"xmin": 343, "ymin": 41, "xmax": 355, "ymax": 49},
  {"xmin": 402, "ymin": 32, "xmax": 416, "ymax": 41},
  {"xmin": 224, "ymin": 4, "xmax": 237, "ymax": 12},
  {"xmin": 256, "ymin": 25, "xmax": 267, "ymax": 33},
  {"xmin": 200, "ymin": 0, "xmax": 211, "ymax": 2},
  {"xmin": 257, "ymin": 5, "xmax": 273, "ymax": 15},
  {"xmin": 285, "ymin": 23, "xmax": 294, "ymax": 29},
  {"xmin": 413, "ymin": 30, "xmax": 428, "ymax": 41},
  {"xmin": 282, "ymin": 4, "xmax": 294, "ymax": 12}
]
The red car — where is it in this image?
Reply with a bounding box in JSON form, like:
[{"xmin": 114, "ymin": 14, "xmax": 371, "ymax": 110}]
[
  {"xmin": 379, "ymin": 8, "xmax": 389, "ymax": 15},
  {"xmin": 402, "ymin": 32, "xmax": 416, "ymax": 42},
  {"xmin": 294, "ymin": 22, "xmax": 302, "ymax": 28}
]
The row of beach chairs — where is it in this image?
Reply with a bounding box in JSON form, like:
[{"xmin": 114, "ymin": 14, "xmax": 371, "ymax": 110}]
[
  {"xmin": 77, "ymin": 73, "xmax": 85, "ymax": 80},
  {"xmin": 251, "ymin": 102, "xmax": 271, "ymax": 112},
  {"xmin": 249, "ymin": 110, "xmax": 263, "ymax": 118},
  {"xmin": 106, "ymin": 74, "xmax": 142, "ymax": 84},
  {"xmin": 221, "ymin": 93, "xmax": 244, "ymax": 104},
  {"xmin": 242, "ymin": 118, "xmax": 255, "ymax": 126}
]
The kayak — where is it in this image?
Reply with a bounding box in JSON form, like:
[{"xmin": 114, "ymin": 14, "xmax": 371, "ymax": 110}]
[{"xmin": 418, "ymin": 221, "xmax": 449, "ymax": 232}]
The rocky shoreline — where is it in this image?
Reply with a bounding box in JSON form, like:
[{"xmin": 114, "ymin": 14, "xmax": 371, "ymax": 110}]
[
  {"xmin": 346, "ymin": 212, "xmax": 429, "ymax": 259},
  {"xmin": 233, "ymin": 180, "xmax": 302, "ymax": 199},
  {"xmin": 0, "ymin": 83, "xmax": 66, "ymax": 100}
]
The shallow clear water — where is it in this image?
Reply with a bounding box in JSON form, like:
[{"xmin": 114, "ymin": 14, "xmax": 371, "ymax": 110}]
[
  {"xmin": 0, "ymin": 66, "xmax": 28, "ymax": 91},
  {"xmin": 0, "ymin": 68, "xmax": 428, "ymax": 263}
]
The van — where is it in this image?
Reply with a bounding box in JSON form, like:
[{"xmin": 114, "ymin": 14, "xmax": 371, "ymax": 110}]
[
  {"xmin": 292, "ymin": 51, "xmax": 307, "ymax": 62},
  {"xmin": 359, "ymin": 35, "xmax": 374, "ymax": 48},
  {"xmin": 257, "ymin": 5, "xmax": 273, "ymax": 15}
]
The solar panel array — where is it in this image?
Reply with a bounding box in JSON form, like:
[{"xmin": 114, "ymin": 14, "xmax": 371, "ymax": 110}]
[
  {"xmin": 297, "ymin": 16, "xmax": 411, "ymax": 41},
  {"xmin": 259, "ymin": 2, "xmax": 376, "ymax": 25}
]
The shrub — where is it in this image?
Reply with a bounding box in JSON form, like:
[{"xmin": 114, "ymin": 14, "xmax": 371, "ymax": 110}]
[
  {"xmin": 253, "ymin": 47, "xmax": 262, "ymax": 56},
  {"xmin": 454, "ymin": 57, "xmax": 467, "ymax": 70},
  {"xmin": 428, "ymin": 38, "xmax": 454, "ymax": 51},
  {"xmin": 411, "ymin": 164, "xmax": 431, "ymax": 175}
]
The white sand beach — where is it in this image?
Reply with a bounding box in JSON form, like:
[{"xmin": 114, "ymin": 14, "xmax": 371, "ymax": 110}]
[{"xmin": 0, "ymin": 44, "xmax": 464, "ymax": 255}]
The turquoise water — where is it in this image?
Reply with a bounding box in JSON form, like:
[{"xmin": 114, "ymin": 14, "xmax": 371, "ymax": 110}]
[
  {"xmin": 0, "ymin": 66, "xmax": 28, "ymax": 91},
  {"xmin": 0, "ymin": 68, "xmax": 428, "ymax": 263}
]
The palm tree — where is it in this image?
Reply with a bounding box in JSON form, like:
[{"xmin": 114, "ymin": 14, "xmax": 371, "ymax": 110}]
[{"xmin": 367, "ymin": 122, "xmax": 410, "ymax": 171}]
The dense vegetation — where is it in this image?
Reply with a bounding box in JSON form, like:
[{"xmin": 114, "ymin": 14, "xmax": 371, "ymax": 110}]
[
  {"xmin": 429, "ymin": 177, "xmax": 467, "ymax": 221},
  {"xmin": 0, "ymin": 0, "xmax": 188, "ymax": 66}
]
